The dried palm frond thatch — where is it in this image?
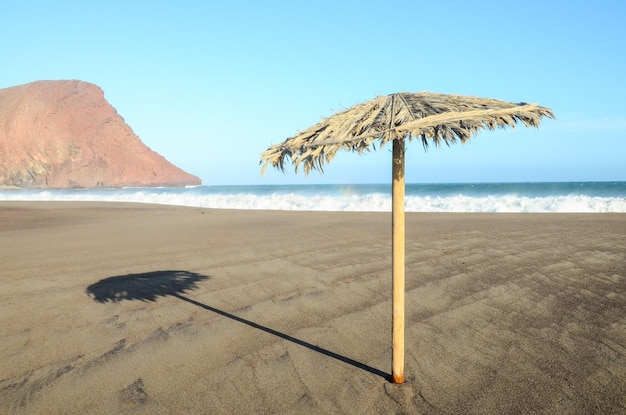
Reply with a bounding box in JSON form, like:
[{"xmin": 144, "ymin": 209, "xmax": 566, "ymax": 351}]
[{"xmin": 260, "ymin": 92, "xmax": 554, "ymax": 174}]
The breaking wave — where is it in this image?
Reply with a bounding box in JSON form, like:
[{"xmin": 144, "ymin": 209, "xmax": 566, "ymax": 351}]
[{"xmin": 1, "ymin": 182, "xmax": 625, "ymax": 213}]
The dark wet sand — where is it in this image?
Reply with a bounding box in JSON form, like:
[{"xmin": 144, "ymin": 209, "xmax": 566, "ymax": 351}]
[{"xmin": 1, "ymin": 201, "xmax": 624, "ymax": 414}]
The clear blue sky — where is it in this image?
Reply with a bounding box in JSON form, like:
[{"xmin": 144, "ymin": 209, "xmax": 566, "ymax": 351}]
[{"xmin": 2, "ymin": 0, "xmax": 624, "ymax": 185}]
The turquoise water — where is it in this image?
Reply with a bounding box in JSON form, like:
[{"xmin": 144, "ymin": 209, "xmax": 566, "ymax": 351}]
[{"xmin": 1, "ymin": 182, "xmax": 625, "ymax": 212}]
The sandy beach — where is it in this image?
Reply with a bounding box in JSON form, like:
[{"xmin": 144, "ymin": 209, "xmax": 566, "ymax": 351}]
[{"xmin": 0, "ymin": 201, "xmax": 624, "ymax": 414}]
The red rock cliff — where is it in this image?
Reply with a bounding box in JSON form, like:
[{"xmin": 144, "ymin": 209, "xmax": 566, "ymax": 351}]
[{"xmin": 0, "ymin": 80, "xmax": 201, "ymax": 188}]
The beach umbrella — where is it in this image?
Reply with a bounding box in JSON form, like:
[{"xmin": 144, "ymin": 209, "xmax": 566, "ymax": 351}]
[{"xmin": 260, "ymin": 91, "xmax": 554, "ymax": 383}]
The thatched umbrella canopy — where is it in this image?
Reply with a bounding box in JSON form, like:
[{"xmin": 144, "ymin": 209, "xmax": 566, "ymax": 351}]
[{"xmin": 260, "ymin": 92, "xmax": 554, "ymax": 383}]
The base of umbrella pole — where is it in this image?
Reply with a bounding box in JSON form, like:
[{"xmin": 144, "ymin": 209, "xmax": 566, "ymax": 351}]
[{"xmin": 391, "ymin": 138, "xmax": 405, "ymax": 384}]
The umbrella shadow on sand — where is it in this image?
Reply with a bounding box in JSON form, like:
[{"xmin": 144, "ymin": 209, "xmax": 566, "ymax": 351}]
[
  {"xmin": 86, "ymin": 270, "xmax": 389, "ymax": 380},
  {"xmin": 86, "ymin": 270, "xmax": 209, "ymax": 303}
]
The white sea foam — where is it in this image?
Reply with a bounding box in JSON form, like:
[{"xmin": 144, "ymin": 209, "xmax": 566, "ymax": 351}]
[
  {"xmin": 1, "ymin": 188, "xmax": 625, "ymax": 213},
  {"xmin": 403, "ymin": 194, "xmax": 625, "ymax": 213}
]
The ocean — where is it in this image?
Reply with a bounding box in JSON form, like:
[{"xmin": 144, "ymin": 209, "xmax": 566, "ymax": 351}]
[{"xmin": 1, "ymin": 182, "xmax": 625, "ymax": 213}]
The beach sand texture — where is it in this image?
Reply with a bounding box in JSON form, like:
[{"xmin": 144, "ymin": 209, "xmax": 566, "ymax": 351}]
[{"xmin": 1, "ymin": 202, "xmax": 624, "ymax": 414}]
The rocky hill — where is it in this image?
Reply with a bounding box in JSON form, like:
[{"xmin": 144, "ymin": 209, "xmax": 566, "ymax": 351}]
[{"xmin": 0, "ymin": 80, "xmax": 201, "ymax": 188}]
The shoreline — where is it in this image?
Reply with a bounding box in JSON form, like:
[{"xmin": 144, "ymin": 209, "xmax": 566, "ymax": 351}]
[
  {"xmin": 1, "ymin": 202, "xmax": 625, "ymax": 414},
  {"xmin": 2, "ymin": 182, "xmax": 625, "ymax": 214}
]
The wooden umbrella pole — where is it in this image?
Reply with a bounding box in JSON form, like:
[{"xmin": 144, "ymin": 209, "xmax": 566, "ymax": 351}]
[{"xmin": 391, "ymin": 137, "xmax": 405, "ymax": 384}]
